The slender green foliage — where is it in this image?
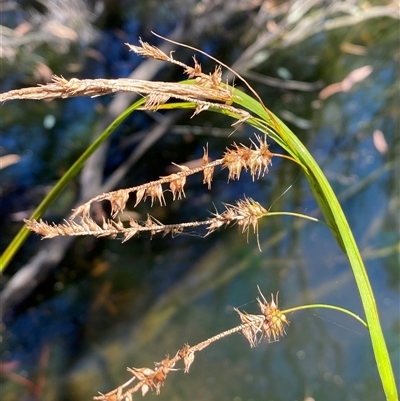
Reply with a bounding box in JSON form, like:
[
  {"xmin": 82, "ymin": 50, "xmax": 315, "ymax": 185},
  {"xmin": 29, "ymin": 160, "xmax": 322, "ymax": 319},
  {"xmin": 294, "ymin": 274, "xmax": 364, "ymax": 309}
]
[
  {"xmin": 0, "ymin": 98, "xmax": 146, "ymax": 271},
  {"xmin": 229, "ymin": 87, "xmax": 397, "ymax": 400},
  {"xmin": 0, "ymin": 39, "xmax": 396, "ymax": 400}
]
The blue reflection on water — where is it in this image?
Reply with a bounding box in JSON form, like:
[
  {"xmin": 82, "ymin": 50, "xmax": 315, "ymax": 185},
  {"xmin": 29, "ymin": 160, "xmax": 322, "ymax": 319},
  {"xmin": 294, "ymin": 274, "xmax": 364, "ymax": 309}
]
[{"xmin": 1, "ymin": 5, "xmax": 398, "ymax": 401}]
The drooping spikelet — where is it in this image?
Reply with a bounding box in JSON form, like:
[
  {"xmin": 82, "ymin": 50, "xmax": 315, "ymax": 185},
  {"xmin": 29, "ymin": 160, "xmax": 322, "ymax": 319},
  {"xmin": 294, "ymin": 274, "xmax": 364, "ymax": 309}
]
[
  {"xmin": 235, "ymin": 287, "xmax": 289, "ymax": 347},
  {"xmin": 222, "ymin": 134, "xmax": 273, "ymax": 181},
  {"xmin": 93, "ymin": 287, "xmax": 289, "ymax": 400}
]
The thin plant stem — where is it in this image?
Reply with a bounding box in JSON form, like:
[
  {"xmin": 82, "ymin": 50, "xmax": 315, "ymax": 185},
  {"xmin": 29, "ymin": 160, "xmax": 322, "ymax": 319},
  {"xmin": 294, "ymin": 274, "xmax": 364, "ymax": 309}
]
[
  {"xmin": 283, "ymin": 304, "xmax": 368, "ymax": 328},
  {"xmin": 0, "ymin": 98, "xmax": 145, "ymax": 272}
]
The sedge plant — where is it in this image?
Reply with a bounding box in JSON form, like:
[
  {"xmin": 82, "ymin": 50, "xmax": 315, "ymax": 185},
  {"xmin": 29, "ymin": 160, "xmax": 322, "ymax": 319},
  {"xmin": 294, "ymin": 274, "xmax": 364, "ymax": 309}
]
[{"xmin": 0, "ymin": 36, "xmax": 397, "ymax": 401}]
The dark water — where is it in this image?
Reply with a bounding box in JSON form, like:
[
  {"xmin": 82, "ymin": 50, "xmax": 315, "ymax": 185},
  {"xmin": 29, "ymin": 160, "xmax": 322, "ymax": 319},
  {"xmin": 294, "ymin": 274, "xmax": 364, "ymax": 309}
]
[{"xmin": 1, "ymin": 2, "xmax": 399, "ymax": 401}]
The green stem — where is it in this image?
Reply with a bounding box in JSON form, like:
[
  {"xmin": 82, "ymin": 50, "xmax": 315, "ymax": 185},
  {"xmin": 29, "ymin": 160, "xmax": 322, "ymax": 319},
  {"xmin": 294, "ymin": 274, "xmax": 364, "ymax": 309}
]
[
  {"xmin": 0, "ymin": 98, "xmax": 145, "ymax": 272},
  {"xmin": 150, "ymin": 94, "xmax": 397, "ymax": 399},
  {"xmin": 283, "ymin": 304, "xmax": 368, "ymax": 328},
  {"xmin": 230, "ymin": 88, "xmax": 397, "ymax": 400},
  {"xmin": 266, "ymin": 211, "xmax": 324, "ymax": 225}
]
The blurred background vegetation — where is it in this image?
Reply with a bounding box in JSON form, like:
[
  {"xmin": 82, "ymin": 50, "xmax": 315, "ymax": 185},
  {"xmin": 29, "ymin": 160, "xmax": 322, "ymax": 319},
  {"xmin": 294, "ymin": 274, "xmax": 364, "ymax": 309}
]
[{"xmin": 0, "ymin": 1, "xmax": 399, "ymax": 400}]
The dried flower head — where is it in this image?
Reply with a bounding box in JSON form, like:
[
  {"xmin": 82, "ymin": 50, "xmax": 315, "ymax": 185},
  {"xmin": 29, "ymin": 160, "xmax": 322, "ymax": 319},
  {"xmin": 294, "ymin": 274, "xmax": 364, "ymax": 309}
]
[
  {"xmin": 207, "ymin": 197, "xmax": 267, "ymax": 250},
  {"xmin": 234, "ymin": 308, "xmax": 265, "ymax": 347},
  {"xmin": 178, "ymin": 344, "xmax": 196, "ymax": 373},
  {"xmin": 235, "ymin": 288, "xmax": 289, "ymax": 346},
  {"xmin": 168, "ymin": 163, "xmax": 190, "ymax": 200},
  {"xmin": 146, "ymin": 184, "xmax": 166, "ymax": 206},
  {"xmin": 125, "ymin": 40, "xmax": 170, "ymax": 62},
  {"xmin": 109, "ymin": 189, "xmax": 130, "ymax": 218},
  {"xmin": 222, "ymin": 135, "xmax": 272, "ymax": 181},
  {"xmin": 93, "ymin": 287, "xmax": 289, "ymax": 400},
  {"xmin": 257, "ymin": 288, "xmax": 289, "ymax": 342},
  {"xmin": 202, "ymin": 145, "xmax": 214, "ymax": 189}
]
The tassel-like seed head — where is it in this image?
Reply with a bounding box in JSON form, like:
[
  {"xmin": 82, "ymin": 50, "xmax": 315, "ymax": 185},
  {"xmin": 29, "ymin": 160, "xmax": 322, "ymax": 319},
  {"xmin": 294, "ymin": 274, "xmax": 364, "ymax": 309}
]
[
  {"xmin": 202, "ymin": 145, "xmax": 214, "ymax": 189},
  {"xmin": 222, "ymin": 135, "xmax": 273, "ymax": 182},
  {"xmin": 257, "ymin": 289, "xmax": 289, "ymax": 342},
  {"xmin": 178, "ymin": 344, "xmax": 196, "ymax": 373},
  {"xmin": 235, "ymin": 288, "xmax": 289, "ymax": 347},
  {"xmin": 146, "ymin": 184, "xmax": 165, "ymax": 206}
]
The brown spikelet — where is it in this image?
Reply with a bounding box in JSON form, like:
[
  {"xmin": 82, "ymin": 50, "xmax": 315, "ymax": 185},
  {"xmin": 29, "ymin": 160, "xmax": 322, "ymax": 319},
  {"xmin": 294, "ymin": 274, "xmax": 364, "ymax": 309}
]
[
  {"xmin": 145, "ymin": 184, "xmax": 166, "ymax": 206},
  {"xmin": 23, "ymin": 219, "xmax": 58, "ymax": 238},
  {"xmin": 153, "ymin": 356, "xmax": 175, "ymax": 394},
  {"xmin": 0, "ymin": 73, "xmax": 235, "ymax": 104},
  {"xmin": 101, "ymin": 216, "xmax": 110, "ymax": 230},
  {"xmin": 248, "ymin": 134, "xmax": 273, "ymax": 180},
  {"xmin": 235, "ymin": 288, "xmax": 289, "ymax": 347},
  {"xmin": 210, "ymin": 65, "xmax": 223, "ymax": 87},
  {"xmin": 135, "ymin": 187, "xmax": 146, "ymax": 207},
  {"xmin": 206, "ymin": 198, "xmax": 267, "ymax": 250},
  {"xmin": 178, "ymin": 344, "xmax": 195, "ymax": 373},
  {"xmin": 202, "ymin": 145, "xmax": 214, "ymax": 189},
  {"xmin": 144, "ymin": 214, "xmax": 164, "ymax": 236},
  {"xmin": 257, "ymin": 288, "xmax": 289, "ymax": 342},
  {"xmin": 192, "ymin": 103, "xmax": 210, "ymax": 117},
  {"xmin": 234, "ymin": 197, "xmax": 267, "ymax": 235},
  {"xmin": 125, "ymin": 40, "xmax": 170, "ymax": 62},
  {"xmin": 126, "ymin": 367, "xmax": 154, "ymax": 397},
  {"xmin": 145, "ymin": 92, "xmax": 171, "ymax": 110},
  {"xmin": 169, "ymin": 175, "xmax": 186, "ymax": 200},
  {"xmin": 184, "ymin": 56, "xmax": 203, "ymax": 78},
  {"xmin": 93, "ymin": 286, "xmax": 289, "ymax": 400},
  {"xmin": 126, "ymin": 356, "xmax": 176, "ymax": 397},
  {"xmin": 121, "ymin": 218, "xmax": 140, "ymax": 242},
  {"xmin": 169, "ymin": 163, "xmax": 189, "ymax": 200},
  {"xmin": 222, "ymin": 136, "xmax": 273, "ymax": 181},
  {"xmin": 24, "ymin": 217, "xmax": 105, "ymax": 238},
  {"xmin": 122, "ymin": 229, "xmax": 138, "ymax": 243},
  {"xmin": 195, "ymin": 65, "xmax": 222, "ymax": 88},
  {"xmin": 128, "ymin": 367, "xmax": 155, "ymax": 382},
  {"xmin": 234, "ymin": 308, "xmax": 264, "ymax": 348},
  {"xmin": 70, "ymin": 203, "xmax": 91, "ymax": 219},
  {"xmin": 109, "ymin": 189, "xmax": 130, "ymax": 218},
  {"xmin": 206, "ymin": 215, "xmax": 226, "ymax": 234},
  {"xmin": 222, "ymin": 143, "xmax": 247, "ymax": 180}
]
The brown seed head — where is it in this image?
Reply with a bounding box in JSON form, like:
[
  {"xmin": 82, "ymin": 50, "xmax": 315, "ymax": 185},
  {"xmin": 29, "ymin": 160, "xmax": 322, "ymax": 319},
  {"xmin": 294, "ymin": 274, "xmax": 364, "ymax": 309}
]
[
  {"xmin": 145, "ymin": 184, "xmax": 166, "ymax": 206},
  {"xmin": 202, "ymin": 145, "xmax": 214, "ymax": 189},
  {"xmin": 169, "ymin": 174, "xmax": 186, "ymax": 200},
  {"xmin": 178, "ymin": 344, "xmax": 196, "ymax": 373},
  {"xmin": 184, "ymin": 56, "xmax": 203, "ymax": 78},
  {"xmin": 125, "ymin": 40, "xmax": 170, "ymax": 62},
  {"xmin": 235, "ymin": 288, "xmax": 289, "ymax": 346},
  {"xmin": 248, "ymin": 135, "xmax": 273, "ymax": 180},
  {"xmin": 257, "ymin": 289, "xmax": 289, "ymax": 342}
]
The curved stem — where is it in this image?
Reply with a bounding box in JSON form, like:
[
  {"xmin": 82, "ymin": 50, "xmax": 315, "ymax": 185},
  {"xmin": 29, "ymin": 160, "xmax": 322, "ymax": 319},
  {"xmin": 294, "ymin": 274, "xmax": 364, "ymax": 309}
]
[
  {"xmin": 266, "ymin": 211, "xmax": 326, "ymax": 226},
  {"xmin": 0, "ymin": 98, "xmax": 145, "ymax": 272},
  {"xmin": 229, "ymin": 86, "xmax": 397, "ymax": 400},
  {"xmin": 283, "ymin": 304, "xmax": 368, "ymax": 328}
]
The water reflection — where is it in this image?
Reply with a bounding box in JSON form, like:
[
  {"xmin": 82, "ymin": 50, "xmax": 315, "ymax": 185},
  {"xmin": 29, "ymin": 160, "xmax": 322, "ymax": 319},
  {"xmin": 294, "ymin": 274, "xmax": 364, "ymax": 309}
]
[{"xmin": 1, "ymin": 2, "xmax": 399, "ymax": 401}]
